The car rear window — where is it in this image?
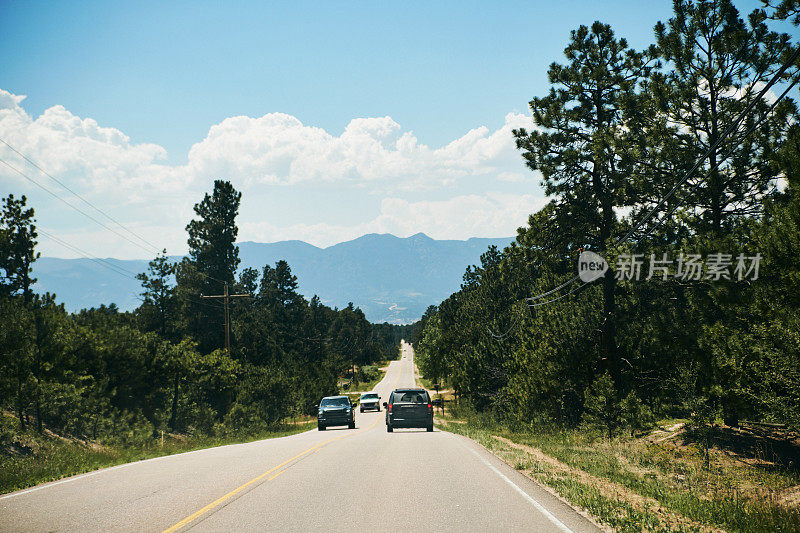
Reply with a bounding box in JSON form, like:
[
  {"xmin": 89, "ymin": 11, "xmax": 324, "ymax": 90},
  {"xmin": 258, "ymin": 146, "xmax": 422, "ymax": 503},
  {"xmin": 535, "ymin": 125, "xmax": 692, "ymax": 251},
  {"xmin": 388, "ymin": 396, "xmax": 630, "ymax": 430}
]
[
  {"xmin": 361, "ymin": 394, "xmax": 378, "ymax": 400},
  {"xmin": 321, "ymin": 397, "xmax": 350, "ymax": 407},
  {"xmin": 392, "ymin": 391, "xmax": 428, "ymax": 403}
]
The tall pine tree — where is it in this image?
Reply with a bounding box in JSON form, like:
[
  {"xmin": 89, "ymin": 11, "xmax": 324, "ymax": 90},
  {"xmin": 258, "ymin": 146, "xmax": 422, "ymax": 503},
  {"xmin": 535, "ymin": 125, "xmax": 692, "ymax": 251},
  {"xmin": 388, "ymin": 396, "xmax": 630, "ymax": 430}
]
[
  {"xmin": 178, "ymin": 180, "xmax": 242, "ymax": 353},
  {"xmin": 513, "ymin": 22, "xmax": 656, "ymax": 387}
]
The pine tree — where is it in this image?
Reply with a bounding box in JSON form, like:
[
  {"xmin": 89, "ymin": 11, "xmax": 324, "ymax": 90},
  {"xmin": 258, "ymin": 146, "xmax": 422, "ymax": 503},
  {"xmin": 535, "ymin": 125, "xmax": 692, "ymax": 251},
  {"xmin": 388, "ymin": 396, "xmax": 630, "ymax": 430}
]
[
  {"xmin": 653, "ymin": 0, "xmax": 797, "ymax": 236},
  {"xmin": 0, "ymin": 194, "xmax": 39, "ymax": 301},
  {"xmin": 186, "ymin": 180, "xmax": 242, "ymax": 290},
  {"xmin": 180, "ymin": 180, "xmax": 242, "ymax": 353},
  {"xmin": 136, "ymin": 250, "xmax": 177, "ymax": 338},
  {"xmin": 513, "ymin": 22, "xmax": 656, "ymax": 386}
]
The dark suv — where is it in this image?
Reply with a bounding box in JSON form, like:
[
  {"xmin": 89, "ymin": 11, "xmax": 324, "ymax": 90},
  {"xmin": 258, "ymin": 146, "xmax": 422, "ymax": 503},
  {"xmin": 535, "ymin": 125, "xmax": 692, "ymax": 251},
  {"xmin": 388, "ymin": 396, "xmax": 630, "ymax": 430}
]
[
  {"xmin": 383, "ymin": 388, "xmax": 433, "ymax": 432},
  {"xmin": 317, "ymin": 396, "xmax": 356, "ymax": 430}
]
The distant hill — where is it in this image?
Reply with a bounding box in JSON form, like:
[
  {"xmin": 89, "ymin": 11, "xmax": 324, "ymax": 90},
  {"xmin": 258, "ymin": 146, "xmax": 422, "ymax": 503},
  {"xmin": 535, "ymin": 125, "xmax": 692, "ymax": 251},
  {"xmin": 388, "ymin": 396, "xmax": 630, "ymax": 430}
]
[{"xmin": 33, "ymin": 233, "xmax": 514, "ymax": 324}]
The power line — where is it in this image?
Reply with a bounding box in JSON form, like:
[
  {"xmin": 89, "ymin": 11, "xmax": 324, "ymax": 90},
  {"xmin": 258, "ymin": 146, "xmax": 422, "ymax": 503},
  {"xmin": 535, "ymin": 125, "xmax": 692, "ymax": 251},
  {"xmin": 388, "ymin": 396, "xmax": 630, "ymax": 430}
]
[
  {"xmin": 0, "ymin": 137, "xmax": 161, "ymax": 255},
  {"xmin": 38, "ymin": 229, "xmax": 140, "ymax": 280},
  {"xmin": 0, "ymin": 141, "xmax": 246, "ymax": 315},
  {"xmin": 38, "ymin": 230, "xmax": 225, "ymax": 312},
  {"xmin": 487, "ymin": 301, "xmax": 528, "ymax": 341},
  {"xmin": 0, "ymin": 148, "xmax": 233, "ymax": 289},
  {"xmin": 0, "ymin": 157, "xmax": 161, "ymax": 257},
  {"xmin": 201, "ymin": 282, "xmax": 251, "ymax": 355}
]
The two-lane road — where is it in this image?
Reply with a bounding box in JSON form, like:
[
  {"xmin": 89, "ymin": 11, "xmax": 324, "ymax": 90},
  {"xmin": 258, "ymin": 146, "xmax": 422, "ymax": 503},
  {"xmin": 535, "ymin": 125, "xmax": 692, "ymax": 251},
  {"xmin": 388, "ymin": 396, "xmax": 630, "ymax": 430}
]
[{"xmin": 0, "ymin": 342, "xmax": 601, "ymax": 532}]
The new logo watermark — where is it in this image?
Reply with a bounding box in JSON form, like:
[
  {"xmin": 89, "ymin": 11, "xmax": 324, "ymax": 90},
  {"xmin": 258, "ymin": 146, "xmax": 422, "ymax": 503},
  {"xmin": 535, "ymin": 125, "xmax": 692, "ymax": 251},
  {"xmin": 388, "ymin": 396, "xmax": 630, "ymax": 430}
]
[
  {"xmin": 578, "ymin": 251, "xmax": 609, "ymax": 282},
  {"xmin": 577, "ymin": 251, "xmax": 761, "ymax": 282}
]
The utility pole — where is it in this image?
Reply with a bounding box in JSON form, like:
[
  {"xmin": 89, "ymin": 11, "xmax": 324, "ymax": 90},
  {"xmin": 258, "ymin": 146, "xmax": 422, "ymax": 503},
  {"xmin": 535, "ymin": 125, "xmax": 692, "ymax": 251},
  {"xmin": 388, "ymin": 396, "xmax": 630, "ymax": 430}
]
[{"xmin": 201, "ymin": 282, "xmax": 251, "ymax": 355}]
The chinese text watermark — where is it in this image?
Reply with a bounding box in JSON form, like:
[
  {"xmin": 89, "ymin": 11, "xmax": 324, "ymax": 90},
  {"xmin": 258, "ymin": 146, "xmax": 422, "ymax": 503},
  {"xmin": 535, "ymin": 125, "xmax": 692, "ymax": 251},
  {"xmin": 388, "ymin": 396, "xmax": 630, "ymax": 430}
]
[{"xmin": 578, "ymin": 251, "xmax": 761, "ymax": 282}]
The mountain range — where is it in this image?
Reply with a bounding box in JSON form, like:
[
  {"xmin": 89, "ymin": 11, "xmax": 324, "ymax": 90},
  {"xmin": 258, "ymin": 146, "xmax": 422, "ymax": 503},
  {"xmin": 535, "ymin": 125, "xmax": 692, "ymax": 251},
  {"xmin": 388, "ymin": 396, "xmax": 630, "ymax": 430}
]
[{"xmin": 32, "ymin": 233, "xmax": 514, "ymax": 324}]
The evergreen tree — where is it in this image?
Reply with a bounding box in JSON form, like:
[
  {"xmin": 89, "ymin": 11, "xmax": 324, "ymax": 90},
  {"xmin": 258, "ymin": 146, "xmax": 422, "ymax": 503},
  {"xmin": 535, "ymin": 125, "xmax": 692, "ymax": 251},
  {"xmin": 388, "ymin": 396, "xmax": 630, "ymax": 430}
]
[
  {"xmin": 186, "ymin": 180, "xmax": 242, "ymax": 288},
  {"xmin": 0, "ymin": 194, "xmax": 39, "ymax": 301},
  {"xmin": 136, "ymin": 250, "xmax": 177, "ymax": 338},
  {"xmin": 762, "ymin": 0, "xmax": 800, "ymax": 24},
  {"xmin": 180, "ymin": 180, "xmax": 242, "ymax": 353},
  {"xmin": 513, "ymin": 22, "xmax": 656, "ymax": 386},
  {"xmin": 653, "ymin": 0, "xmax": 797, "ymax": 236}
]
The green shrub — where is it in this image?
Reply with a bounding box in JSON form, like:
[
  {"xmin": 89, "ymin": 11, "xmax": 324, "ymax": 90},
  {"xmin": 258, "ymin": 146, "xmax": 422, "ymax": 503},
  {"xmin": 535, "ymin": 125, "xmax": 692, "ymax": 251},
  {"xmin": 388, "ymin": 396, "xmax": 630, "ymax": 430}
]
[
  {"xmin": 582, "ymin": 372, "xmax": 621, "ymax": 437},
  {"xmin": 357, "ymin": 365, "xmax": 381, "ymax": 384},
  {"xmin": 620, "ymin": 390, "xmax": 655, "ymax": 435}
]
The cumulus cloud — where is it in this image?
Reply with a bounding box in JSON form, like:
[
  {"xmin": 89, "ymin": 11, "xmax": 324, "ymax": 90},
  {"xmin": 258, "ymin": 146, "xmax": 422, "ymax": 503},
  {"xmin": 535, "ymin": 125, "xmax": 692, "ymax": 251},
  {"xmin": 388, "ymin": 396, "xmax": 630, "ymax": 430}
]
[
  {"xmin": 0, "ymin": 88, "xmax": 545, "ymax": 258},
  {"xmin": 0, "ymin": 91, "xmax": 183, "ymax": 200},
  {"xmin": 184, "ymin": 110, "xmax": 536, "ymax": 190},
  {"xmin": 1, "ymin": 88, "xmax": 535, "ymax": 194}
]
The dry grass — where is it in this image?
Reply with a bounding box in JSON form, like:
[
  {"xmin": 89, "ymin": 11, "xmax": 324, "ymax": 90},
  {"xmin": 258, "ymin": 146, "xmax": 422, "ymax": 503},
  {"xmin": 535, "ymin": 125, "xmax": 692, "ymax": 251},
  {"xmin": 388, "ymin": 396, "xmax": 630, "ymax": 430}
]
[{"xmin": 438, "ymin": 414, "xmax": 800, "ymax": 533}]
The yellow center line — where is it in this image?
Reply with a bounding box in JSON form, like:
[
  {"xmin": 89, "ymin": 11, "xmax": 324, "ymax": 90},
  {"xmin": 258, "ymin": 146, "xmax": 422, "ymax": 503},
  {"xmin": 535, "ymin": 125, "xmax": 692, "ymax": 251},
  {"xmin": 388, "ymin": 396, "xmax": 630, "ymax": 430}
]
[
  {"xmin": 161, "ymin": 432, "xmax": 345, "ymax": 533},
  {"xmin": 161, "ymin": 358, "xmax": 403, "ymax": 533}
]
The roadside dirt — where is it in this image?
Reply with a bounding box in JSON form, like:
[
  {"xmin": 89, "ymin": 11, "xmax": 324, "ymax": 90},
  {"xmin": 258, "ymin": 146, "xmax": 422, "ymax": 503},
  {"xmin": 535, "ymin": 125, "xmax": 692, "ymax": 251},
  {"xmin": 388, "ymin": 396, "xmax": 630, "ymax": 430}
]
[{"xmin": 490, "ymin": 435, "xmax": 723, "ymax": 533}]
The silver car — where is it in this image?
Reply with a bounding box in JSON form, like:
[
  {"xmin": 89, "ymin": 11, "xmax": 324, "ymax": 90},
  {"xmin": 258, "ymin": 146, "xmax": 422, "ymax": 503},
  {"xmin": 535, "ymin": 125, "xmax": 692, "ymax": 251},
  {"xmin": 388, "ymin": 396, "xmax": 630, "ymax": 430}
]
[{"xmin": 359, "ymin": 392, "xmax": 381, "ymax": 412}]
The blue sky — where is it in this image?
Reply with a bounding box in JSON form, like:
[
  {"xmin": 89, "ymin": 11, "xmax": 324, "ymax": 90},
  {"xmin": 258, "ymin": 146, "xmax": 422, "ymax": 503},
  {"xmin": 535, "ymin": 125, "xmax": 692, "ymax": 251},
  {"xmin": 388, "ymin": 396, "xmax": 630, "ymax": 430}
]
[{"xmin": 0, "ymin": 0, "xmax": 786, "ymax": 259}]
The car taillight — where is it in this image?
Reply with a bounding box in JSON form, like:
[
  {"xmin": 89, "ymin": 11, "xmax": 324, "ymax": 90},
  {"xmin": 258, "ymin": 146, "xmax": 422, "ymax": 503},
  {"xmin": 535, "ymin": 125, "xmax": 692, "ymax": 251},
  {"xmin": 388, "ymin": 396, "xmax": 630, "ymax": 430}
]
[{"xmin": 388, "ymin": 404, "xmax": 393, "ymax": 413}]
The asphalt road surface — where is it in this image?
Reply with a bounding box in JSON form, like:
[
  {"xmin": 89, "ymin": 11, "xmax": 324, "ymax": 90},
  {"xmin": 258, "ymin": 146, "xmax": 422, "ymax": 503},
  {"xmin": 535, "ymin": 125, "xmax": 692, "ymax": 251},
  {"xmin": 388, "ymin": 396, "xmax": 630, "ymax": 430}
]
[{"xmin": 0, "ymin": 342, "xmax": 601, "ymax": 532}]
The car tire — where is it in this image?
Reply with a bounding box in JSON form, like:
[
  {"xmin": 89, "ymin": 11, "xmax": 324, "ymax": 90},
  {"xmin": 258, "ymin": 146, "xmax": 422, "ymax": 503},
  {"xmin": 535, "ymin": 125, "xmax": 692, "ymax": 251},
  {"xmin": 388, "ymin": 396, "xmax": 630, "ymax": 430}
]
[
  {"xmin": 427, "ymin": 423, "xmax": 433, "ymax": 432},
  {"xmin": 318, "ymin": 424, "xmax": 325, "ymax": 431},
  {"xmin": 387, "ymin": 424, "xmax": 393, "ymax": 432},
  {"xmin": 349, "ymin": 420, "xmax": 356, "ymax": 429},
  {"xmin": 360, "ymin": 407, "xmax": 364, "ymax": 413}
]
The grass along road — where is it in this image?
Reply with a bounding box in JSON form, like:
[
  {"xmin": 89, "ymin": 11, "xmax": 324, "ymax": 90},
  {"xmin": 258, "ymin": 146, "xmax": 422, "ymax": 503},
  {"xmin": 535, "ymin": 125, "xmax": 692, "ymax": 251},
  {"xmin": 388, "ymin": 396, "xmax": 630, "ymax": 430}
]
[
  {"xmin": 435, "ymin": 413, "xmax": 800, "ymax": 533},
  {"xmin": 410, "ymin": 355, "xmax": 800, "ymax": 532},
  {"xmin": 0, "ymin": 412, "xmax": 314, "ymax": 495}
]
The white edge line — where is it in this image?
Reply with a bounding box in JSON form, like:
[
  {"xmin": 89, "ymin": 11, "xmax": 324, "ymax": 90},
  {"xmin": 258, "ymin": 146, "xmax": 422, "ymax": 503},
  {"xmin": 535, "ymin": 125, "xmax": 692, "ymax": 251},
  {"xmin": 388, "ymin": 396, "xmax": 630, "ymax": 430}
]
[
  {"xmin": 0, "ymin": 428, "xmax": 316, "ymax": 502},
  {"xmin": 450, "ymin": 434, "xmax": 574, "ymax": 533}
]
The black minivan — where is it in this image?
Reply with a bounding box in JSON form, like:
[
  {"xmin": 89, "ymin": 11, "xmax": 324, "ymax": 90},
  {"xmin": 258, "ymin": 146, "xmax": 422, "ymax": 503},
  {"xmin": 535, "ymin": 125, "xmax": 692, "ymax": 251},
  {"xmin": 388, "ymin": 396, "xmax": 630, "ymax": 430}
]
[{"xmin": 383, "ymin": 388, "xmax": 433, "ymax": 432}]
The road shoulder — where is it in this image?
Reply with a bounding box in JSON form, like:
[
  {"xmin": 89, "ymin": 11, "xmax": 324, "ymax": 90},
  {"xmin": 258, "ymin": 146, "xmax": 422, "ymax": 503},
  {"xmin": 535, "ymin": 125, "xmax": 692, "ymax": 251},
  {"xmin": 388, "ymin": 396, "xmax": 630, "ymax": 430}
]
[{"xmin": 443, "ymin": 429, "xmax": 608, "ymax": 533}]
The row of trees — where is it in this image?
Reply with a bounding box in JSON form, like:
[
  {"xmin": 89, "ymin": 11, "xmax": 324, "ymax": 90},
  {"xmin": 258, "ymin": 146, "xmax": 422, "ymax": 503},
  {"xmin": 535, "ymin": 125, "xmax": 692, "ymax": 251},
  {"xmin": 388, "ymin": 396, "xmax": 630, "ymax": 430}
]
[
  {"xmin": 0, "ymin": 181, "xmax": 408, "ymax": 442},
  {"xmin": 413, "ymin": 0, "xmax": 800, "ymax": 433}
]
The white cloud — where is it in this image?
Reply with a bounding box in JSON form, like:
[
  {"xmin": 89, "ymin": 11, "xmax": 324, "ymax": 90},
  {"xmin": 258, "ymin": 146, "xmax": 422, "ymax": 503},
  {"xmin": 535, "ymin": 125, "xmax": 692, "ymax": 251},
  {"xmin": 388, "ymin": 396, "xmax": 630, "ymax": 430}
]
[
  {"xmin": 184, "ymin": 110, "xmax": 536, "ymax": 190},
  {"xmin": 0, "ymin": 88, "xmax": 545, "ymax": 258},
  {"xmin": 0, "ymin": 91, "xmax": 183, "ymax": 199},
  {"xmin": 1, "ymin": 88, "xmax": 536, "ymax": 194}
]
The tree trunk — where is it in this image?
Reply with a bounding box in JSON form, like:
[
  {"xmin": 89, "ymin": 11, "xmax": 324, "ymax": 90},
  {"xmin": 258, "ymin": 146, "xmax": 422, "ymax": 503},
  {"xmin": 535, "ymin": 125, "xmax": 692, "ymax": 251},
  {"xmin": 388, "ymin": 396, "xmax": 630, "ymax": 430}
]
[
  {"xmin": 168, "ymin": 373, "xmax": 180, "ymax": 431},
  {"xmin": 592, "ymin": 89, "xmax": 619, "ymax": 389},
  {"xmin": 34, "ymin": 311, "xmax": 43, "ymax": 433},
  {"xmin": 597, "ymin": 172, "xmax": 618, "ymax": 387},
  {"xmin": 601, "ymin": 271, "xmax": 618, "ymax": 385},
  {"xmin": 22, "ymin": 254, "xmax": 32, "ymax": 303},
  {"xmin": 708, "ymin": 65, "xmax": 722, "ymax": 237},
  {"xmin": 16, "ymin": 375, "xmax": 25, "ymax": 431}
]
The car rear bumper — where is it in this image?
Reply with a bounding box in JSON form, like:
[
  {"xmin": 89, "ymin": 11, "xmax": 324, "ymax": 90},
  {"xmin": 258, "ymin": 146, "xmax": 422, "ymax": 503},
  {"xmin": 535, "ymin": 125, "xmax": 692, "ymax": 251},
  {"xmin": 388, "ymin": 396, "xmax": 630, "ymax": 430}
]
[
  {"xmin": 386, "ymin": 416, "xmax": 432, "ymax": 428},
  {"xmin": 360, "ymin": 403, "xmax": 379, "ymax": 410}
]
